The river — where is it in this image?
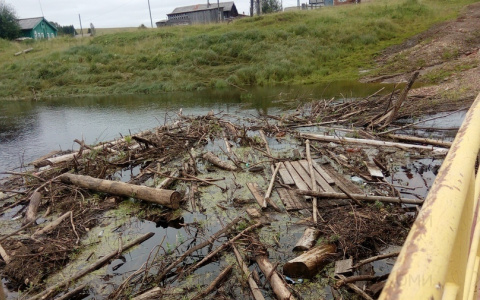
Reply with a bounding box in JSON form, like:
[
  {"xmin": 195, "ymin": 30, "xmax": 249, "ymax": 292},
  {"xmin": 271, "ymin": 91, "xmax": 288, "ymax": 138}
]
[{"xmin": 0, "ymin": 82, "xmax": 390, "ymax": 175}]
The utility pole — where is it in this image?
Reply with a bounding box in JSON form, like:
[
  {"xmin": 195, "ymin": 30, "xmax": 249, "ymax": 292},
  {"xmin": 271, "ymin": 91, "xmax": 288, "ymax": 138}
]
[
  {"xmin": 148, "ymin": 0, "xmax": 153, "ymax": 28},
  {"xmin": 250, "ymin": 0, "xmax": 254, "ymax": 16},
  {"xmin": 78, "ymin": 14, "xmax": 83, "ymax": 37},
  {"xmin": 217, "ymin": 0, "xmax": 220, "ymax": 22}
]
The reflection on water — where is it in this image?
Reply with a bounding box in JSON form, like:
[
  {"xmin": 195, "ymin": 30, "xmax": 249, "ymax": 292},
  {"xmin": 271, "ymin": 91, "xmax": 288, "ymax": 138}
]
[{"xmin": 0, "ymin": 83, "xmax": 391, "ymax": 175}]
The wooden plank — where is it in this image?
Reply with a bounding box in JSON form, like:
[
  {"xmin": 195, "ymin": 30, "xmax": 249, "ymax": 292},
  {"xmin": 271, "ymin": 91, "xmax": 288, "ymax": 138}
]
[
  {"xmin": 276, "ymin": 162, "xmax": 295, "ymax": 185},
  {"xmin": 284, "ymin": 161, "xmax": 310, "ymax": 191},
  {"xmin": 335, "ymin": 259, "xmax": 353, "ymax": 276},
  {"xmin": 298, "ymin": 160, "xmax": 335, "ymax": 193},
  {"xmin": 364, "ymin": 160, "xmax": 384, "ymax": 178},
  {"xmin": 289, "ymin": 161, "xmax": 314, "ymax": 190},
  {"xmin": 312, "ymin": 161, "xmax": 335, "ymax": 185},
  {"xmin": 277, "ymin": 188, "xmax": 309, "ymax": 211},
  {"xmin": 247, "ymin": 182, "xmax": 267, "ymax": 209}
]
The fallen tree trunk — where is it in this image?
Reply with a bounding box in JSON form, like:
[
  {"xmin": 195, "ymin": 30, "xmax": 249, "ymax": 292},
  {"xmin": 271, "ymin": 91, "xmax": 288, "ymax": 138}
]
[
  {"xmin": 191, "ymin": 265, "xmax": 233, "ymax": 300},
  {"xmin": 295, "ymin": 190, "xmax": 423, "ymax": 205},
  {"xmin": 300, "ymin": 133, "xmax": 449, "ymax": 155},
  {"xmin": 0, "ymin": 243, "xmax": 12, "ymax": 264},
  {"xmin": 32, "ymin": 211, "xmax": 72, "ymax": 238},
  {"xmin": 255, "ymin": 255, "xmax": 297, "ymax": 300},
  {"xmin": 24, "ymin": 191, "xmax": 42, "ymax": 225},
  {"xmin": 59, "ymin": 173, "xmax": 181, "ymax": 209},
  {"xmin": 283, "ymin": 244, "xmax": 336, "ymax": 278},
  {"xmin": 232, "ymin": 244, "xmax": 265, "ymax": 300},
  {"xmin": 387, "ymin": 133, "xmax": 453, "ymax": 148},
  {"xmin": 29, "ymin": 232, "xmax": 155, "ymax": 300},
  {"xmin": 203, "ymin": 152, "xmax": 237, "ymax": 171},
  {"xmin": 293, "ymin": 227, "xmax": 320, "ymax": 251}
]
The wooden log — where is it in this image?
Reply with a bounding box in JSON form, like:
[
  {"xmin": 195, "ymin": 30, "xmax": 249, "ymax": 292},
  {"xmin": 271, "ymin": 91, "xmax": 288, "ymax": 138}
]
[
  {"xmin": 264, "ymin": 163, "xmax": 280, "ymax": 206},
  {"xmin": 0, "ymin": 243, "xmax": 12, "ymax": 264},
  {"xmin": 337, "ymin": 274, "xmax": 374, "ymax": 300},
  {"xmin": 191, "ymin": 265, "xmax": 233, "ymax": 300},
  {"xmin": 55, "ymin": 284, "xmax": 88, "ymax": 300},
  {"xmin": 32, "ymin": 211, "xmax": 72, "ymax": 238},
  {"xmin": 59, "ymin": 173, "xmax": 181, "ymax": 209},
  {"xmin": 156, "ymin": 170, "xmax": 179, "ymax": 189},
  {"xmin": 387, "ymin": 133, "xmax": 453, "ymax": 148},
  {"xmin": 29, "ymin": 232, "xmax": 155, "ymax": 300},
  {"xmin": 156, "ymin": 217, "xmax": 242, "ymax": 282},
  {"xmin": 306, "ymin": 140, "xmax": 318, "ymax": 223},
  {"xmin": 353, "ymin": 251, "xmax": 400, "ymax": 269},
  {"xmin": 24, "ymin": 190, "xmax": 42, "ymax": 225},
  {"xmin": 295, "ymin": 190, "xmax": 423, "ymax": 205},
  {"xmin": 132, "ymin": 287, "xmax": 162, "ymax": 300},
  {"xmin": 255, "ymin": 255, "xmax": 297, "ymax": 300},
  {"xmin": 283, "ymin": 244, "xmax": 336, "ymax": 278},
  {"xmin": 0, "ymin": 280, "xmax": 5, "ymax": 300},
  {"xmin": 203, "ymin": 152, "xmax": 237, "ymax": 171},
  {"xmin": 232, "ymin": 244, "xmax": 265, "ymax": 300},
  {"xmin": 293, "ymin": 227, "xmax": 320, "ymax": 251},
  {"xmin": 384, "ymin": 71, "xmax": 419, "ymax": 126},
  {"xmin": 300, "ymin": 133, "xmax": 449, "ymax": 155}
]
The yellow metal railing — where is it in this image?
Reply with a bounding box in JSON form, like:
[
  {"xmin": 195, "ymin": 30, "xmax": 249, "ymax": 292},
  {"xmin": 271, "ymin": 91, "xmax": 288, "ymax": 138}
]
[{"xmin": 380, "ymin": 93, "xmax": 480, "ymax": 300}]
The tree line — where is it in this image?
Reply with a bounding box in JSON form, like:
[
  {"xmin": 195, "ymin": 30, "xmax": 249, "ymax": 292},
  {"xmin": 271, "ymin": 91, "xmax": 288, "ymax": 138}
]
[{"xmin": 0, "ymin": 3, "xmax": 77, "ymax": 40}]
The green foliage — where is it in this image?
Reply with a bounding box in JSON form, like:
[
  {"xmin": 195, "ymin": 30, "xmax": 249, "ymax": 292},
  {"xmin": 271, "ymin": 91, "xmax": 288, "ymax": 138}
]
[
  {"xmin": 0, "ymin": 2, "xmax": 20, "ymax": 40},
  {"xmin": 262, "ymin": 0, "xmax": 282, "ymax": 14}
]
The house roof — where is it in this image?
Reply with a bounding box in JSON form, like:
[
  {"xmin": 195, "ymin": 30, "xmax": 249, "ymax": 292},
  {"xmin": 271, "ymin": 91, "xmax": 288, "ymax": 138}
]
[
  {"xmin": 169, "ymin": 1, "xmax": 235, "ymax": 15},
  {"xmin": 17, "ymin": 17, "xmax": 57, "ymax": 31}
]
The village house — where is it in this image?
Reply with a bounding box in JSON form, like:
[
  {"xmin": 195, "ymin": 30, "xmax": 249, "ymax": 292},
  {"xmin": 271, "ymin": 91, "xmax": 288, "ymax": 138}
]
[
  {"xmin": 158, "ymin": 1, "xmax": 239, "ymax": 26},
  {"xmin": 17, "ymin": 17, "xmax": 58, "ymax": 40}
]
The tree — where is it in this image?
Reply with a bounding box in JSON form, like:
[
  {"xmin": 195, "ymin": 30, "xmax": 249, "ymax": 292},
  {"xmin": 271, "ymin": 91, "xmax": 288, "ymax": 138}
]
[
  {"xmin": 262, "ymin": 0, "xmax": 282, "ymax": 14},
  {"xmin": 0, "ymin": 2, "xmax": 20, "ymax": 40}
]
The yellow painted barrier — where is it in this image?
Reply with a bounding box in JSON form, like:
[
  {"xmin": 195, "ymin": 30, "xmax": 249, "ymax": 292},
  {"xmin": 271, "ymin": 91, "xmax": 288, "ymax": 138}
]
[{"xmin": 380, "ymin": 93, "xmax": 480, "ymax": 300}]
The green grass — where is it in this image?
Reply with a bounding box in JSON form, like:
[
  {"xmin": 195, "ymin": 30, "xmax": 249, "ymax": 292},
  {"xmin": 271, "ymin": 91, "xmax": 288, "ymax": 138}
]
[{"xmin": 0, "ymin": 0, "xmax": 476, "ymax": 99}]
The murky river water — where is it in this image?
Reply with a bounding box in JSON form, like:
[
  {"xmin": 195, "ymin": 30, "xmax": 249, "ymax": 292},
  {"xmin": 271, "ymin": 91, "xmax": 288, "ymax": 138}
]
[
  {"xmin": 0, "ymin": 83, "xmax": 467, "ymax": 299},
  {"xmin": 0, "ymin": 83, "xmax": 391, "ymax": 175}
]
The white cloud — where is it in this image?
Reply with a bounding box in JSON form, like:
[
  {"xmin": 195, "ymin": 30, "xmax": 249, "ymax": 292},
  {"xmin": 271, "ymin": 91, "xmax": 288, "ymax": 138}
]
[{"xmin": 8, "ymin": 0, "xmax": 301, "ymax": 28}]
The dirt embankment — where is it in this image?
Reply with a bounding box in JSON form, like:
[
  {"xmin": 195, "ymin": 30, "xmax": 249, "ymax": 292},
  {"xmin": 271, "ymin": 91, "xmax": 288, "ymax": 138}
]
[{"xmin": 364, "ymin": 2, "xmax": 480, "ymax": 108}]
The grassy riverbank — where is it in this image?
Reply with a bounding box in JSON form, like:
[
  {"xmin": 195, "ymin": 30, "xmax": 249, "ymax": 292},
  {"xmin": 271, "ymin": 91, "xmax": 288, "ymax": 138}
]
[{"xmin": 0, "ymin": 0, "xmax": 476, "ymax": 100}]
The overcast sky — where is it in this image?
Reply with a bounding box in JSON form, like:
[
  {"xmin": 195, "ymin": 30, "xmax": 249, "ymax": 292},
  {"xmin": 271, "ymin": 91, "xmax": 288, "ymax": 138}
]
[{"xmin": 5, "ymin": 0, "xmax": 300, "ymax": 28}]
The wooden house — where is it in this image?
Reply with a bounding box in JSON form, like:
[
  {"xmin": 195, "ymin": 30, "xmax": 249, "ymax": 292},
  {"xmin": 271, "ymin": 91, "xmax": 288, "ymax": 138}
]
[
  {"xmin": 17, "ymin": 17, "xmax": 58, "ymax": 40},
  {"xmin": 166, "ymin": 2, "xmax": 239, "ymax": 25}
]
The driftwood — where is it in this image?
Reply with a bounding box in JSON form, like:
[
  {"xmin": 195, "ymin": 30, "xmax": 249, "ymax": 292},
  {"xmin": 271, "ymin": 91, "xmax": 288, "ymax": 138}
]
[
  {"xmin": 295, "ymin": 190, "xmax": 424, "ymax": 205},
  {"xmin": 155, "ymin": 217, "xmax": 242, "ymax": 283},
  {"xmin": 383, "ymin": 71, "xmax": 419, "ymax": 126},
  {"xmin": 247, "ymin": 182, "xmax": 281, "ymax": 212},
  {"xmin": 32, "ymin": 211, "xmax": 72, "ymax": 238},
  {"xmin": 232, "ymin": 244, "xmax": 265, "ymax": 300},
  {"xmin": 203, "ymin": 151, "xmax": 237, "ymax": 171},
  {"xmin": 293, "ymin": 227, "xmax": 320, "ymax": 251},
  {"xmin": 0, "ymin": 281, "xmax": 5, "ymax": 300},
  {"xmin": 132, "ymin": 288, "xmax": 162, "ymax": 300},
  {"xmin": 0, "ymin": 244, "xmax": 12, "ymax": 264},
  {"xmin": 24, "ymin": 191, "xmax": 42, "ymax": 225},
  {"xmin": 54, "ymin": 284, "xmax": 88, "ymax": 300},
  {"xmin": 191, "ymin": 265, "xmax": 233, "ymax": 300},
  {"xmin": 300, "ymin": 133, "xmax": 449, "ymax": 155},
  {"xmin": 283, "ymin": 244, "xmax": 336, "ymax": 278},
  {"xmin": 255, "ymin": 255, "xmax": 297, "ymax": 300},
  {"xmin": 353, "ymin": 251, "xmax": 400, "ymax": 269},
  {"xmin": 156, "ymin": 170, "xmax": 179, "ymax": 189},
  {"xmin": 181, "ymin": 222, "xmax": 263, "ymax": 278},
  {"xmin": 305, "ymin": 140, "xmax": 318, "ymax": 222},
  {"xmin": 264, "ymin": 163, "xmax": 280, "ymax": 206},
  {"xmin": 387, "ymin": 133, "xmax": 453, "ymax": 148},
  {"xmin": 29, "ymin": 232, "xmax": 154, "ymax": 300},
  {"xmin": 0, "ymin": 220, "xmax": 36, "ymax": 243},
  {"xmin": 336, "ymin": 274, "xmax": 374, "ymax": 300},
  {"xmin": 59, "ymin": 173, "xmax": 181, "ymax": 209}
]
